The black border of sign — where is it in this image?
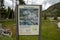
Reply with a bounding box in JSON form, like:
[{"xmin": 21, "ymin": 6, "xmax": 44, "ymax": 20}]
[{"xmin": 16, "ymin": 5, "xmax": 42, "ymax": 40}]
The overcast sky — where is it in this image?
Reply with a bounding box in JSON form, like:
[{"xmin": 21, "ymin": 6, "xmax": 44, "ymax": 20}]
[
  {"xmin": 4, "ymin": 0, "xmax": 16, "ymax": 9},
  {"xmin": 4, "ymin": 0, "xmax": 60, "ymax": 10}
]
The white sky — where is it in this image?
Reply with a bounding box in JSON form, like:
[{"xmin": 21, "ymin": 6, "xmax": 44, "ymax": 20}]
[
  {"xmin": 4, "ymin": 0, "xmax": 60, "ymax": 10},
  {"xmin": 4, "ymin": 0, "xmax": 16, "ymax": 9},
  {"xmin": 24, "ymin": 0, "xmax": 44, "ymax": 4},
  {"xmin": 4, "ymin": 0, "xmax": 12, "ymax": 7}
]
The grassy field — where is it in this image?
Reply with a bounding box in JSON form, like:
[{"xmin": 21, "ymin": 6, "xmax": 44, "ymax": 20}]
[
  {"xmin": 0, "ymin": 35, "xmax": 16, "ymax": 40},
  {"xmin": 42, "ymin": 19, "xmax": 60, "ymax": 40},
  {"xmin": 0, "ymin": 19, "xmax": 16, "ymax": 40},
  {"xmin": 0, "ymin": 19, "xmax": 60, "ymax": 40}
]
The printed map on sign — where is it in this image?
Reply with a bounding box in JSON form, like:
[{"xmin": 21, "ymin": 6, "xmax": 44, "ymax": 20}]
[{"xmin": 20, "ymin": 9, "xmax": 38, "ymax": 25}]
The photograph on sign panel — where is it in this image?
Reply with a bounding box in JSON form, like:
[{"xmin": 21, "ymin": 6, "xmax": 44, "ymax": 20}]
[
  {"xmin": 18, "ymin": 6, "xmax": 40, "ymax": 35},
  {"xmin": 20, "ymin": 9, "xmax": 38, "ymax": 25}
]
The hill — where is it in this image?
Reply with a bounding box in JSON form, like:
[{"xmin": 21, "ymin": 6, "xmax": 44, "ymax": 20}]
[{"xmin": 42, "ymin": 2, "xmax": 60, "ymax": 17}]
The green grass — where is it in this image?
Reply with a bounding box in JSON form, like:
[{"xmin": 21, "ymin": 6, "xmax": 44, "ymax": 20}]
[
  {"xmin": 42, "ymin": 19, "xmax": 60, "ymax": 40},
  {"xmin": 0, "ymin": 19, "xmax": 16, "ymax": 40},
  {"xmin": 0, "ymin": 35, "xmax": 16, "ymax": 40},
  {"xmin": 19, "ymin": 19, "xmax": 60, "ymax": 40},
  {"xmin": 0, "ymin": 19, "xmax": 15, "ymax": 26},
  {"xmin": 19, "ymin": 36, "xmax": 38, "ymax": 40},
  {"xmin": 0, "ymin": 19, "xmax": 60, "ymax": 40}
]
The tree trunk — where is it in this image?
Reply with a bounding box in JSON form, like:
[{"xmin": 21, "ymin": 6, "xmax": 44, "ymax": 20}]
[
  {"xmin": 44, "ymin": 13, "xmax": 47, "ymax": 20},
  {"xmin": 0, "ymin": 11, "xmax": 1, "ymax": 20}
]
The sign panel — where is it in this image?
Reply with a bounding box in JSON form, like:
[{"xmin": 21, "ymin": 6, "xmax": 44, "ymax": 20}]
[{"xmin": 18, "ymin": 5, "xmax": 40, "ymax": 35}]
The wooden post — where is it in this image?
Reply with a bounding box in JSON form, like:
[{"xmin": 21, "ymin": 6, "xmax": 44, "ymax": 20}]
[
  {"xmin": 15, "ymin": 0, "xmax": 19, "ymax": 40},
  {"xmin": 38, "ymin": 5, "xmax": 42, "ymax": 40}
]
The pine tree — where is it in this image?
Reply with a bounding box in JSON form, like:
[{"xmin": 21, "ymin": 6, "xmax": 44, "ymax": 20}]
[
  {"xmin": 19, "ymin": 0, "xmax": 25, "ymax": 4},
  {"xmin": 0, "ymin": 0, "xmax": 4, "ymax": 19}
]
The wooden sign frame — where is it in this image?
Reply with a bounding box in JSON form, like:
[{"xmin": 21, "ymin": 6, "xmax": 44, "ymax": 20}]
[{"xmin": 15, "ymin": 5, "xmax": 42, "ymax": 40}]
